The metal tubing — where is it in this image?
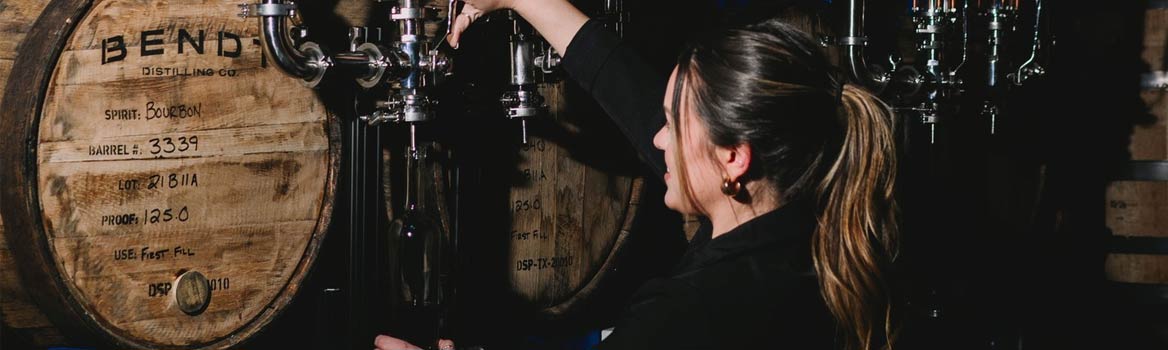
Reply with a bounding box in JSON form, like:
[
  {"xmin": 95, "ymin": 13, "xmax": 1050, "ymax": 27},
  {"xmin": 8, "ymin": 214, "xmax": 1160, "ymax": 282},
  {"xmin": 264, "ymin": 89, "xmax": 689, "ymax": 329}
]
[
  {"xmin": 987, "ymin": 16, "xmax": 1002, "ymax": 87},
  {"xmin": 843, "ymin": 0, "xmax": 887, "ymax": 91},
  {"xmin": 951, "ymin": 0, "xmax": 969, "ymax": 77},
  {"xmin": 510, "ymin": 35, "xmax": 535, "ymax": 86},
  {"xmin": 333, "ymin": 51, "xmax": 377, "ymax": 80},
  {"xmin": 258, "ymin": 0, "xmax": 325, "ymax": 84},
  {"xmin": 398, "ymin": 16, "xmax": 422, "ymax": 90},
  {"xmin": 1013, "ymin": 0, "xmax": 1043, "ymax": 86}
]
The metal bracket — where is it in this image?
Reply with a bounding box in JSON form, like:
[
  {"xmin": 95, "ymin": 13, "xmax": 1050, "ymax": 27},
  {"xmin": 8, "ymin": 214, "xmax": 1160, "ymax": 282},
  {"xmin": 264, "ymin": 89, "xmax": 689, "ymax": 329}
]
[
  {"xmin": 837, "ymin": 36, "xmax": 867, "ymax": 46},
  {"xmin": 239, "ymin": 2, "xmax": 297, "ymax": 18},
  {"xmin": 1141, "ymin": 71, "xmax": 1168, "ymax": 91},
  {"xmin": 534, "ymin": 52, "xmax": 560, "ymax": 74},
  {"xmin": 1114, "ymin": 161, "xmax": 1168, "ymax": 181},
  {"xmin": 391, "ymin": 6, "xmax": 439, "ymax": 21}
]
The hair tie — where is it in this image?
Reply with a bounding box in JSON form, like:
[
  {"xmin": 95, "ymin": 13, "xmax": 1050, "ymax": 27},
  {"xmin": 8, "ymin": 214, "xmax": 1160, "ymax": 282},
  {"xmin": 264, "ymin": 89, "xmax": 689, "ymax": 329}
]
[{"xmin": 836, "ymin": 83, "xmax": 846, "ymax": 105}]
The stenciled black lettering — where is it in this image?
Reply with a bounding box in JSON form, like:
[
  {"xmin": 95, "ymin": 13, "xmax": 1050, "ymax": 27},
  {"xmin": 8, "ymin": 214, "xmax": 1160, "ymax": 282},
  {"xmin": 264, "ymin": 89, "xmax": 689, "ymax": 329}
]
[
  {"xmin": 218, "ymin": 31, "xmax": 241, "ymax": 58},
  {"xmin": 102, "ymin": 28, "xmax": 246, "ymax": 64},
  {"xmin": 140, "ymin": 29, "xmax": 165, "ymax": 56},
  {"xmin": 178, "ymin": 29, "xmax": 205, "ymax": 54},
  {"xmin": 101, "ymin": 35, "xmax": 127, "ymax": 64}
]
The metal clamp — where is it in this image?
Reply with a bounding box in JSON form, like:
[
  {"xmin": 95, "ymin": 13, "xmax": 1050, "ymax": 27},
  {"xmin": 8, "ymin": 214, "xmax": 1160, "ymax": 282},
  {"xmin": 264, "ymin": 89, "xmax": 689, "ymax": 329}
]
[
  {"xmin": 500, "ymin": 90, "xmax": 545, "ymax": 144},
  {"xmin": 363, "ymin": 93, "xmax": 437, "ymax": 126},
  {"xmin": 501, "ymin": 90, "xmax": 545, "ymax": 118},
  {"xmin": 419, "ymin": 51, "xmax": 452, "ymax": 77},
  {"xmin": 239, "ymin": 2, "xmax": 296, "ymax": 17},
  {"xmin": 534, "ymin": 50, "xmax": 560, "ymax": 74},
  {"xmin": 837, "ymin": 36, "xmax": 867, "ymax": 46},
  {"xmin": 1141, "ymin": 71, "xmax": 1168, "ymax": 91},
  {"xmin": 354, "ymin": 43, "xmax": 388, "ymax": 88},
  {"xmin": 1114, "ymin": 161, "xmax": 1168, "ymax": 181},
  {"xmin": 391, "ymin": 6, "xmax": 439, "ymax": 20}
]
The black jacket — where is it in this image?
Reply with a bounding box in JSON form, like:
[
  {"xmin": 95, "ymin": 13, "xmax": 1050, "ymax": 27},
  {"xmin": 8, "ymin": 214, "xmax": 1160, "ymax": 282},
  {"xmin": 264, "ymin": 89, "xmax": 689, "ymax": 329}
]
[{"xmin": 561, "ymin": 19, "xmax": 839, "ymax": 350}]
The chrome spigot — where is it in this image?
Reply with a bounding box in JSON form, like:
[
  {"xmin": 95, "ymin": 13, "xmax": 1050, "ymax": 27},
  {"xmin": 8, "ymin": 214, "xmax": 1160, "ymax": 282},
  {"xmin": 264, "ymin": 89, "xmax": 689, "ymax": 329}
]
[{"xmin": 500, "ymin": 11, "xmax": 548, "ymax": 144}]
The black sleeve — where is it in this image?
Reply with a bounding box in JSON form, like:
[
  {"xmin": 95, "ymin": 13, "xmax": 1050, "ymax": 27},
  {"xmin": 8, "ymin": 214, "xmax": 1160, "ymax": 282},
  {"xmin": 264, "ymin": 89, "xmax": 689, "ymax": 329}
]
[
  {"xmin": 560, "ymin": 19, "xmax": 668, "ymax": 179},
  {"xmin": 595, "ymin": 278, "xmax": 713, "ymax": 350}
]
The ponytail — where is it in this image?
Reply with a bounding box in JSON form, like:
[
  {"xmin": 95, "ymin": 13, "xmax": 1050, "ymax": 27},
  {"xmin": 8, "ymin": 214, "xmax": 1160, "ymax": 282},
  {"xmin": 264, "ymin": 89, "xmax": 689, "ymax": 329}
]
[{"xmin": 813, "ymin": 83, "xmax": 900, "ymax": 350}]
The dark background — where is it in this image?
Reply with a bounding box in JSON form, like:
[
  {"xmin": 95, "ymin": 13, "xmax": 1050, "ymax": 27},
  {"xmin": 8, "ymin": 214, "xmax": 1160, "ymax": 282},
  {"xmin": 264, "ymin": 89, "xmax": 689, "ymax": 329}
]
[
  {"xmin": 3, "ymin": 0, "xmax": 1161, "ymax": 349},
  {"xmin": 196, "ymin": 1, "xmax": 1168, "ymax": 349}
]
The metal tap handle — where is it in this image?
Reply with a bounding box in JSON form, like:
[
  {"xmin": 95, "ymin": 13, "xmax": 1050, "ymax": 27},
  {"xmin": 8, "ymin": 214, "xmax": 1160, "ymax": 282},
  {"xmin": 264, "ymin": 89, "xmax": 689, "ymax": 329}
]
[
  {"xmin": 519, "ymin": 119, "xmax": 528, "ymax": 145},
  {"xmin": 1012, "ymin": 0, "xmax": 1044, "ymax": 86},
  {"xmin": 447, "ymin": 0, "xmax": 462, "ymax": 36},
  {"xmin": 949, "ymin": 0, "xmax": 968, "ymax": 77}
]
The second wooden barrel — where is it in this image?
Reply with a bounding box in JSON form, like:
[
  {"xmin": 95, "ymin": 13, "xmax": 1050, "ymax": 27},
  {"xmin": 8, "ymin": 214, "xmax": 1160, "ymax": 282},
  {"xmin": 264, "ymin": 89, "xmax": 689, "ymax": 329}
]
[
  {"xmin": 1104, "ymin": 3, "xmax": 1168, "ymax": 297},
  {"xmin": 504, "ymin": 83, "xmax": 654, "ymax": 316},
  {"xmin": 0, "ymin": 0, "xmax": 339, "ymax": 348},
  {"xmin": 438, "ymin": 79, "xmax": 687, "ymax": 322}
]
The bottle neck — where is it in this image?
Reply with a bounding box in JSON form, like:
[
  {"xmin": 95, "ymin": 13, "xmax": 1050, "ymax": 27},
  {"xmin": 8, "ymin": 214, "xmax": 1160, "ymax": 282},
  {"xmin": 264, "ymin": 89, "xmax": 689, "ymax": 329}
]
[{"xmin": 405, "ymin": 145, "xmax": 426, "ymax": 211}]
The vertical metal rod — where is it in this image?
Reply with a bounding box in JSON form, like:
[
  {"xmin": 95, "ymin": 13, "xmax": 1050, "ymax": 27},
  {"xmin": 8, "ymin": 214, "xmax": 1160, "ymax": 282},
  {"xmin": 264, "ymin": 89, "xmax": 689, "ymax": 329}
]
[
  {"xmin": 1013, "ymin": 0, "xmax": 1043, "ymax": 85},
  {"xmin": 844, "ymin": 0, "xmax": 871, "ymax": 87},
  {"xmin": 345, "ymin": 118, "xmax": 366, "ymax": 350},
  {"xmin": 989, "ymin": 105, "xmax": 998, "ymax": 134},
  {"xmin": 520, "ymin": 119, "xmax": 528, "ymax": 144},
  {"xmin": 358, "ymin": 121, "xmax": 370, "ymax": 344},
  {"xmin": 951, "ymin": 0, "xmax": 969, "ymax": 77},
  {"xmin": 410, "ymin": 124, "xmax": 418, "ymax": 159}
]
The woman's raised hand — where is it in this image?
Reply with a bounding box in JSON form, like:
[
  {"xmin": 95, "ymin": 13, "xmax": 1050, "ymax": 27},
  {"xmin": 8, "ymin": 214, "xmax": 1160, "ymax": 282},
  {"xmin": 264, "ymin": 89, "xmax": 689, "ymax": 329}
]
[
  {"xmin": 448, "ymin": 0, "xmax": 518, "ymax": 49},
  {"xmin": 450, "ymin": 0, "xmax": 586, "ymax": 57}
]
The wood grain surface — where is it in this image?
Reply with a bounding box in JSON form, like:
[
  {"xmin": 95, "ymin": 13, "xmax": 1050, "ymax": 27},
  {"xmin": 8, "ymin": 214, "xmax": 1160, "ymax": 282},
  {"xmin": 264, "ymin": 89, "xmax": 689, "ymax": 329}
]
[
  {"xmin": 1104, "ymin": 7, "xmax": 1168, "ymax": 285},
  {"xmin": 1, "ymin": 0, "xmax": 338, "ymax": 348}
]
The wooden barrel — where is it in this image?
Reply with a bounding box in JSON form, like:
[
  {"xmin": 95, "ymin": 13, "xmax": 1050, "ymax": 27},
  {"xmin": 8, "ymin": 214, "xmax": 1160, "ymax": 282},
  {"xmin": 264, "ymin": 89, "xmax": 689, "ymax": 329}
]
[
  {"xmin": 0, "ymin": 0, "xmax": 71, "ymax": 347},
  {"xmin": 360, "ymin": 3, "xmax": 686, "ymax": 324},
  {"xmin": 1103, "ymin": 3, "xmax": 1168, "ymax": 299},
  {"xmin": 1106, "ymin": 162, "xmax": 1168, "ymax": 291},
  {"xmin": 503, "ymin": 83, "xmax": 632, "ymax": 312},
  {"xmin": 450, "ymin": 78, "xmax": 686, "ymax": 321},
  {"xmin": 0, "ymin": 0, "xmax": 339, "ymax": 348},
  {"xmin": 1, "ymin": 217, "xmax": 69, "ymax": 346}
]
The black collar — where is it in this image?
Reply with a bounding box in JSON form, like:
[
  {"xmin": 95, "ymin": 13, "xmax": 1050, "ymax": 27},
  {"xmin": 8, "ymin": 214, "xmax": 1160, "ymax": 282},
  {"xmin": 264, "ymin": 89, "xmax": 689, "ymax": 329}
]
[{"xmin": 673, "ymin": 202, "xmax": 818, "ymax": 274}]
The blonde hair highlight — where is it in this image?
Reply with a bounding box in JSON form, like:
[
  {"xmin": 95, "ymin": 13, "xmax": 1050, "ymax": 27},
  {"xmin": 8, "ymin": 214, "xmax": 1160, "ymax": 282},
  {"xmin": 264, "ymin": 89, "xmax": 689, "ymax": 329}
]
[{"xmin": 814, "ymin": 84, "xmax": 899, "ymax": 350}]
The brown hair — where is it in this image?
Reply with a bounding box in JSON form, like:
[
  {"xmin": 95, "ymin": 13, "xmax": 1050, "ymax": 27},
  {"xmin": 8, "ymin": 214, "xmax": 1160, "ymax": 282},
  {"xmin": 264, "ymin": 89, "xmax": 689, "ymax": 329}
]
[{"xmin": 668, "ymin": 18, "xmax": 899, "ymax": 349}]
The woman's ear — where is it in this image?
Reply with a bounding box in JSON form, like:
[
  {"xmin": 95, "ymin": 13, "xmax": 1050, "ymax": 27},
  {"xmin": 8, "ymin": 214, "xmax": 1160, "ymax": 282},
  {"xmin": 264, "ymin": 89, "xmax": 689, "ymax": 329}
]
[{"xmin": 718, "ymin": 143, "xmax": 752, "ymax": 181}]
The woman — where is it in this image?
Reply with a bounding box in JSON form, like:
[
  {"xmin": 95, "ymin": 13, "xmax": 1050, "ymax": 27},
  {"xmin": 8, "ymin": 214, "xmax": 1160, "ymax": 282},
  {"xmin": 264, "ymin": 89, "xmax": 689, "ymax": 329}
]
[{"xmin": 377, "ymin": 0, "xmax": 899, "ymax": 349}]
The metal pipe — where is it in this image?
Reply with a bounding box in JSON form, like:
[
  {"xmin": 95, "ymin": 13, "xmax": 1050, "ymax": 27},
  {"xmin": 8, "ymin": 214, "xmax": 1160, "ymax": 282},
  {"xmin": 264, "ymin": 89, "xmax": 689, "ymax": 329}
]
[
  {"xmin": 984, "ymin": 0, "xmax": 1016, "ymax": 88},
  {"xmin": 917, "ymin": 2, "xmax": 944, "ymax": 79},
  {"xmin": 509, "ymin": 36, "xmax": 535, "ymax": 86},
  {"xmin": 257, "ymin": 0, "xmax": 326, "ymax": 85},
  {"xmin": 951, "ymin": 0, "xmax": 969, "ymax": 78},
  {"xmin": 333, "ymin": 51, "xmax": 377, "ymax": 79},
  {"xmin": 400, "ymin": 28, "xmax": 421, "ymax": 89},
  {"xmin": 843, "ymin": 0, "xmax": 886, "ymax": 91},
  {"xmin": 987, "ymin": 18, "xmax": 1003, "ymax": 87},
  {"xmin": 394, "ymin": 1, "xmax": 424, "ymax": 90},
  {"xmin": 1012, "ymin": 0, "xmax": 1044, "ymax": 86}
]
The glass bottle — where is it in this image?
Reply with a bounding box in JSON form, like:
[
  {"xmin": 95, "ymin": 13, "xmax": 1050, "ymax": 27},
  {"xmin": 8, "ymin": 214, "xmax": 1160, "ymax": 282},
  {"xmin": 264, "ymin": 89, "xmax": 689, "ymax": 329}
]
[{"xmin": 395, "ymin": 144, "xmax": 448, "ymax": 312}]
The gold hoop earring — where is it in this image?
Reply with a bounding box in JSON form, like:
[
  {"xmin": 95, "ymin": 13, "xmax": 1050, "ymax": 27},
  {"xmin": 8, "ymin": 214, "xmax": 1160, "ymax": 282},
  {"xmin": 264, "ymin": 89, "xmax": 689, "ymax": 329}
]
[{"xmin": 721, "ymin": 177, "xmax": 742, "ymax": 196}]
